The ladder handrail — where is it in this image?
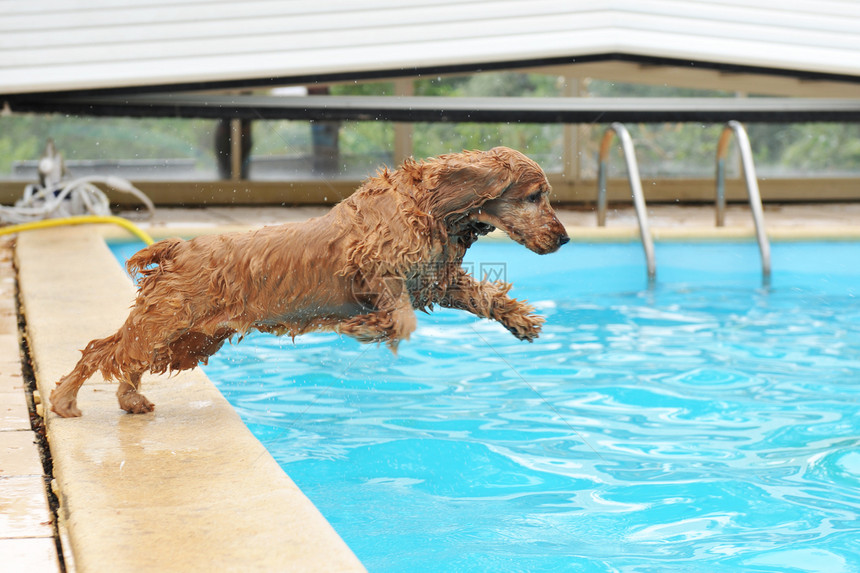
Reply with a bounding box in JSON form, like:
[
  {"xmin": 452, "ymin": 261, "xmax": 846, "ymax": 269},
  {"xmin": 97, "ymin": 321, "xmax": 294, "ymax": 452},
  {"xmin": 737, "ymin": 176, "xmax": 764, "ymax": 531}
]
[
  {"xmin": 597, "ymin": 122, "xmax": 656, "ymax": 281},
  {"xmin": 715, "ymin": 120, "xmax": 772, "ymax": 278}
]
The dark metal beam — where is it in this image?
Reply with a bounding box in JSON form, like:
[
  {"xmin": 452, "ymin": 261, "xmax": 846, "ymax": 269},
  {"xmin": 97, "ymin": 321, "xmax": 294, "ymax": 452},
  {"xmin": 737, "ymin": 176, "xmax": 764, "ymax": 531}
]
[{"xmin": 9, "ymin": 94, "xmax": 860, "ymax": 123}]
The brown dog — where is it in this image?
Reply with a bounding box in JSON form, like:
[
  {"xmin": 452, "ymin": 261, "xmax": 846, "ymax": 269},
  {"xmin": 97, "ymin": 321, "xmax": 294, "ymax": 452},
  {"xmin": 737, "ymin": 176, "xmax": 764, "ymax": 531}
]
[{"xmin": 50, "ymin": 147, "xmax": 569, "ymax": 417}]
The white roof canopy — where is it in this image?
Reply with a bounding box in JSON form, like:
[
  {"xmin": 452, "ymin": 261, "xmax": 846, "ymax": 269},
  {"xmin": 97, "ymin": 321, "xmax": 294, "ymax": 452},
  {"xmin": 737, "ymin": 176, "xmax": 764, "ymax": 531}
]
[{"xmin": 3, "ymin": 0, "xmax": 860, "ymax": 96}]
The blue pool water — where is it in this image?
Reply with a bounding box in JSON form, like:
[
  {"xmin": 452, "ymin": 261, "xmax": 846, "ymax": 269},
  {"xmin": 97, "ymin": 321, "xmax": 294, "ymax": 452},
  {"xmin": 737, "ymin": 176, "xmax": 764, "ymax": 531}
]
[{"xmin": 111, "ymin": 240, "xmax": 860, "ymax": 572}]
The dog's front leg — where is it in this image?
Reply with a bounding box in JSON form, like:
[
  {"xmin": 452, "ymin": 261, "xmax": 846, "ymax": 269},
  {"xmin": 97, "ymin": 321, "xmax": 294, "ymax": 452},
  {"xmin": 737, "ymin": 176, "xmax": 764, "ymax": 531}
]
[
  {"xmin": 440, "ymin": 271, "xmax": 544, "ymax": 341},
  {"xmin": 339, "ymin": 277, "xmax": 417, "ymax": 352}
]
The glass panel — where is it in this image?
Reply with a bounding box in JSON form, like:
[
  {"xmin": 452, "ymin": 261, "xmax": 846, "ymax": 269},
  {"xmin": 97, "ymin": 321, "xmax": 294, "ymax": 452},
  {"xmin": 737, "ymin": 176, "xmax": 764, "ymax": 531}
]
[
  {"xmin": 746, "ymin": 123, "xmax": 860, "ymax": 178},
  {"xmin": 0, "ymin": 114, "xmax": 218, "ymax": 180},
  {"xmin": 412, "ymin": 122, "xmax": 564, "ymax": 172},
  {"xmin": 581, "ymin": 122, "xmax": 729, "ymax": 180},
  {"xmin": 248, "ymin": 119, "xmax": 393, "ymax": 180}
]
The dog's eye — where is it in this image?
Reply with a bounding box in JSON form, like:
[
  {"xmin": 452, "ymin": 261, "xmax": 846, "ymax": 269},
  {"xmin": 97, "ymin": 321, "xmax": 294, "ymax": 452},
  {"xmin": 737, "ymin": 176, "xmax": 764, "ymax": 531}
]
[{"xmin": 526, "ymin": 191, "xmax": 543, "ymax": 203}]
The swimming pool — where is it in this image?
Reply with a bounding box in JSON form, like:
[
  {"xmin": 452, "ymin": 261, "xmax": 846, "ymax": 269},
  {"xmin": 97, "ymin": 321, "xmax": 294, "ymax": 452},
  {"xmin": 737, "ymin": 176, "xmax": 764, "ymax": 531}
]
[{"xmin": 111, "ymin": 239, "xmax": 860, "ymax": 572}]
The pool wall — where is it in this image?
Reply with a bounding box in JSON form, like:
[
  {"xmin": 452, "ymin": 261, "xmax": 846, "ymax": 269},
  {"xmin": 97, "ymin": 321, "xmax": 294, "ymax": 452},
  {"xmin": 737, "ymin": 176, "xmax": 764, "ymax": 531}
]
[{"xmin": 15, "ymin": 226, "xmax": 365, "ymax": 572}]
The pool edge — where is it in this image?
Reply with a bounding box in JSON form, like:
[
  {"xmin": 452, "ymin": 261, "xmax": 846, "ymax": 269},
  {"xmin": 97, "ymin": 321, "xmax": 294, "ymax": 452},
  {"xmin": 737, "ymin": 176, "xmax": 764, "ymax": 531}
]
[
  {"xmin": 16, "ymin": 226, "xmax": 365, "ymax": 572},
  {"xmin": 95, "ymin": 222, "xmax": 860, "ymax": 245}
]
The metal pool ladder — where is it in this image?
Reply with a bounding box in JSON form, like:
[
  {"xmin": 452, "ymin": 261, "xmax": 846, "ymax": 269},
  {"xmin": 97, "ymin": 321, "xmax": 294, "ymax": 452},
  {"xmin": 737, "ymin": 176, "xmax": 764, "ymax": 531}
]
[
  {"xmin": 597, "ymin": 122, "xmax": 656, "ymax": 281},
  {"xmin": 715, "ymin": 120, "xmax": 772, "ymax": 278}
]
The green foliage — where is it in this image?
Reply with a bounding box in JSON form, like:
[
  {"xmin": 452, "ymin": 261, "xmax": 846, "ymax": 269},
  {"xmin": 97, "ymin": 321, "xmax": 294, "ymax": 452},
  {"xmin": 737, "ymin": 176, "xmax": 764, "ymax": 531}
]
[
  {"xmin": 330, "ymin": 82, "xmax": 393, "ymax": 96},
  {"xmin": 338, "ymin": 120, "xmax": 393, "ymax": 158},
  {"xmin": 589, "ymin": 122, "xmax": 731, "ymax": 179},
  {"xmin": 416, "ymin": 72, "xmax": 563, "ymax": 98},
  {"xmin": 0, "ymin": 114, "xmax": 217, "ymax": 175},
  {"xmin": 251, "ymin": 121, "xmax": 311, "ymax": 156},
  {"xmin": 751, "ymin": 123, "xmax": 860, "ymax": 175},
  {"xmin": 585, "ymin": 79, "xmax": 732, "ymax": 98}
]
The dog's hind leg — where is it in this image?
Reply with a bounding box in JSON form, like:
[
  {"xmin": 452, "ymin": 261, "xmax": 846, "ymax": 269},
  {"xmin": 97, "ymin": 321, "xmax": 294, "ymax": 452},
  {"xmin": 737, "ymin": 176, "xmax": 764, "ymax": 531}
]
[
  {"xmin": 116, "ymin": 371, "xmax": 154, "ymax": 414},
  {"xmin": 51, "ymin": 331, "xmax": 122, "ymax": 417},
  {"xmin": 50, "ymin": 357, "xmax": 98, "ymax": 418}
]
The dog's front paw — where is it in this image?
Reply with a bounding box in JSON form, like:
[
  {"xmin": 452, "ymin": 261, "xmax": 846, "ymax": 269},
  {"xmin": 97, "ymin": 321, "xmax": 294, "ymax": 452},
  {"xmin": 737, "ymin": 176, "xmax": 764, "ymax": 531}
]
[{"xmin": 505, "ymin": 312, "xmax": 545, "ymax": 342}]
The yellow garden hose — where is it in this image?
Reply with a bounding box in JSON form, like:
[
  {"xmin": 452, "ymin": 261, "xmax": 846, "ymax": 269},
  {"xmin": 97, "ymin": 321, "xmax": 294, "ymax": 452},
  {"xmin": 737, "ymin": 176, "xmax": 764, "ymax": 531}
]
[{"xmin": 0, "ymin": 215, "xmax": 155, "ymax": 245}]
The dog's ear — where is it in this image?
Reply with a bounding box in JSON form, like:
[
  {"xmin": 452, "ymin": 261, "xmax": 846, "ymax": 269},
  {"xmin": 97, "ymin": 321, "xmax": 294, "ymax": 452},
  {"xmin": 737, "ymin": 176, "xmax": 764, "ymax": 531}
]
[{"xmin": 421, "ymin": 150, "xmax": 514, "ymax": 217}]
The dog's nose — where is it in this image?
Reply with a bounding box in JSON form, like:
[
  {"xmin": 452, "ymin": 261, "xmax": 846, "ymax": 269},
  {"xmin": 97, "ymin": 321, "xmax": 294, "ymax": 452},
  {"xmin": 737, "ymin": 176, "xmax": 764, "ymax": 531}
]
[{"xmin": 558, "ymin": 235, "xmax": 570, "ymax": 247}]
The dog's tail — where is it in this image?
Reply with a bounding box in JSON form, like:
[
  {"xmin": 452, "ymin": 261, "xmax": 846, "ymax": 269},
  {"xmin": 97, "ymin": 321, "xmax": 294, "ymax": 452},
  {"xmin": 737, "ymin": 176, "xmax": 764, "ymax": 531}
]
[{"xmin": 126, "ymin": 238, "xmax": 183, "ymax": 277}]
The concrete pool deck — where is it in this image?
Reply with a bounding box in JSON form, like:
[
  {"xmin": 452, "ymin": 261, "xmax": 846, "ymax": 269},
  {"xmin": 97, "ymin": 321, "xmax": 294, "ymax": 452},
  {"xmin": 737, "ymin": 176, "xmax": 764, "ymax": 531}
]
[
  {"xmin": 1, "ymin": 202, "xmax": 859, "ymax": 571},
  {"xmin": 13, "ymin": 226, "xmax": 365, "ymax": 572}
]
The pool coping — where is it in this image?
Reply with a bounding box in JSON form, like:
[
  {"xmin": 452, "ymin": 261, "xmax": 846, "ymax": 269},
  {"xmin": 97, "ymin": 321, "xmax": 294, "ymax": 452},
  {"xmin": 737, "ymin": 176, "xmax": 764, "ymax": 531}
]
[
  {"xmin": 16, "ymin": 226, "xmax": 366, "ymax": 572},
  {"xmin": 99, "ymin": 223, "xmax": 860, "ymax": 245},
  {"xmin": 102, "ymin": 203, "xmax": 860, "ymax": 244}
]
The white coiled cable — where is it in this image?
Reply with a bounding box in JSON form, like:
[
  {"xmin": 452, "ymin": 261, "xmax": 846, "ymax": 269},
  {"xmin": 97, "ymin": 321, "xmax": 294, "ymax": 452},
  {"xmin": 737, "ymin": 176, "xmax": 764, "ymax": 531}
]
[
  {"xmin": 0, "ymin": 139, "xmax": 156, "ymax": 224},
  {"xmin": 0, "ymin": 175, "xmax": 156, "ymax": 224}
]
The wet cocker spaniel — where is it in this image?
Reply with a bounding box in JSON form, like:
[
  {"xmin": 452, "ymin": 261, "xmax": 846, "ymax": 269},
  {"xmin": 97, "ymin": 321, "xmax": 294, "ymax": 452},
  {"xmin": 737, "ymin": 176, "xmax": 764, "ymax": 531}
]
[{"xmin": 51, "ymin": 147, "xmax": 569, "ymax": 417}]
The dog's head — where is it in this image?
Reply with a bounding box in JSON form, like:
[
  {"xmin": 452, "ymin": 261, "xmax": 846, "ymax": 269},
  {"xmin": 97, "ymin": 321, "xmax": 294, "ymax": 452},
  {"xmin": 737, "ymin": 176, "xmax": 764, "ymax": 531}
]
[{"xmin": 418, "ymin": 147, "xmax": 569, "ymax": 254}]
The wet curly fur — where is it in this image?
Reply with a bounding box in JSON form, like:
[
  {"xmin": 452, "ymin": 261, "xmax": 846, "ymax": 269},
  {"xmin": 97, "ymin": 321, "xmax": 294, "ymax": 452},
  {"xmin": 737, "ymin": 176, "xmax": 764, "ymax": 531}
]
[{"xmin": 50, "ymin": 147, "xmax": 569, "ymax": 417}]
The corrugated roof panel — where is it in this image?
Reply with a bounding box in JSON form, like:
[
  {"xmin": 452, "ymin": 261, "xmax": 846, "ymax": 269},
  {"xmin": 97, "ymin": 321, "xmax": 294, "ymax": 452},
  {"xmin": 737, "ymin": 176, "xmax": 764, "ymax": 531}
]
[
  {"xmin": 2, "ymin": 0, "xmax": 860, "ymax": 95},
  {"xmin": 5, "ymin": 13, "xmax": 614, "ymax": 67}
]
